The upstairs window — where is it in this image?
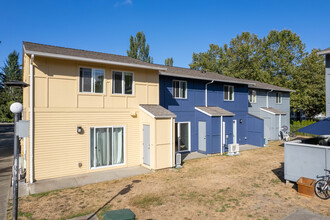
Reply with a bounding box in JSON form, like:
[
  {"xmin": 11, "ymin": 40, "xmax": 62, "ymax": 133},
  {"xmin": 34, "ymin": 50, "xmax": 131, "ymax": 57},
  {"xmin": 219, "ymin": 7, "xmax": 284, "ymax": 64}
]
[
  {"xmin": 248, "ymin": 90, "xmax": 256, "ymax": 103},
  {"xmin": 79, "ymin": 68, "xmax": 104, "ymax": 93},
  {"xmin": 224, "ymin": 85, "xmax": 234, "ymax": 101},
  {"xmin": 112, "ymin": 71, "xmax": 133, "ymax": 95},
  {"xmin": 276, "ymin": 92, "xmax": 282, "ymax": 104},
  {"xmin": 173, "ymin": 80, "xmax": 187, "ymax": 99}
]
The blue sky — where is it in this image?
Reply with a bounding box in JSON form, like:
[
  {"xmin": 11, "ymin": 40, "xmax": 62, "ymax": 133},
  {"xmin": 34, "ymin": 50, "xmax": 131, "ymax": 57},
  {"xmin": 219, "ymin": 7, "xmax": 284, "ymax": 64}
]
[{"xmin": 0, "ymin": 0, "xmax": 329, "ymax": 68}]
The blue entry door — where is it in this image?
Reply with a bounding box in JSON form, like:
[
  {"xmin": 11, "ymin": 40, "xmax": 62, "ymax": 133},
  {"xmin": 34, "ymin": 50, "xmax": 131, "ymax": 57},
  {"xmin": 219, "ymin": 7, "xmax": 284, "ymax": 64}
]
[
  {"xmin": 143, "ymin": 125, "xmax": 150, "ymax": 166},
  {"xmin": 198, "ymin": 121, "xmax": 206, "ymax": 152}
]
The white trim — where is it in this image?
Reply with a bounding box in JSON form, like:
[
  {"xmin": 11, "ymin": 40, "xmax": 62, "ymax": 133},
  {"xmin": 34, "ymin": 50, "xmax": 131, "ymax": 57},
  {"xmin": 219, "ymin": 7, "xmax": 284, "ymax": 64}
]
[
  {"xmin": 260, "ymin": 108, "xmax": 276, "ymax": 115},
  {"xmin": 195, "ymin": 107, "xmax": 212, "ymax": 117},
  {"xmin": 205, "ymin": 80, "xmax": 214, "ymax": 107},
  {"xmin": 172, "ymin": 80, "xmax": 187, "ymax": 99},
  {"xmin": 233, "ymin": 120, "xmax": 237, "ymax": 144},
  {"xmin": 25, "ymin": 50, "xmax": 167, "ymax": 71},
  {"xmin": 170, "ymin": 117, "xmax": 173, "ymax": 167},
  {"xmin": 89, "ymin": 126, "xmax": 126, "ymax": 170},
  {"xmin": 79, "ymin": 67, "xmax": 105, "ymax": 94},
  {"xmin": 220, "ymin": 116, "xmax": 223, "ymax": 155},
  {"xmin": 224, "ymin": 85, "xmax": 235, "ymax": 101},
  {"xmin": 160, "ymin": 71, "xmax": 255, "ymax": 86},
  {"xmin": 175, "ymin": 121, "xmax": 191, "ymax": 152},
  {"xmin": 111, "ymin": 70, "xmax": 135, "ymax": 96},
  {"xmin": 279, "ymin": 114, "xmax": 282, "ymax": 137},
  {"xmin": 29, "ymin": 54, "xmax": 34, "ymax": 183},
  {"xmin": 139, "ymin": 106, "xmax": 175, "ymax": 119}
]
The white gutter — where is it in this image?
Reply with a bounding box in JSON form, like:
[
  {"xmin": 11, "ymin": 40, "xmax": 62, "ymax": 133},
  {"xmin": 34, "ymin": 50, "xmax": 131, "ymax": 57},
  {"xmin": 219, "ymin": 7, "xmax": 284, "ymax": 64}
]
[
  {"xmin": 205, "ymin": 80, "xmax": 214, "ymax": 107},
  {"xmin": 220, "ymin": 116, "xmax": 223, "ymax": 155},
  {"xmin": 170, "ymin": 117, "xmax": 173, "ymax": 167},
  {"xmin": 24, "ymin": 50, "xmax": 167, "ymax": 71},
  {"xmin": 30, "ymin": 54, "xmax": 34, "ymax": 183},
  {"xmin": 266, "ymin": 89, "xmax": 273, "ymax": 108}
]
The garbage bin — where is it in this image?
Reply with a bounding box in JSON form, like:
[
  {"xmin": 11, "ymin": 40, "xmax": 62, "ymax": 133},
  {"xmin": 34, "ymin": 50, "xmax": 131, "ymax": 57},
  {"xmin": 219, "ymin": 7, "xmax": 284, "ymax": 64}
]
[{"xmin": 103, "ymin": 209, "xmax": 135, "ymax": 220}]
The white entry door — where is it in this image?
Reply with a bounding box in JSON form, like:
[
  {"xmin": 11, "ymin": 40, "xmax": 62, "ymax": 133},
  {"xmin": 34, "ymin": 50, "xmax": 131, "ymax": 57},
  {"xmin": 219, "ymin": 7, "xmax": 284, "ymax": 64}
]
[
  {"xmin": 233, "ymin": 120, "xmax": 237, "ymax": 144},
  {"xmin": 198, "ymin": 121, "xmax": 206, "ymax": 152}
]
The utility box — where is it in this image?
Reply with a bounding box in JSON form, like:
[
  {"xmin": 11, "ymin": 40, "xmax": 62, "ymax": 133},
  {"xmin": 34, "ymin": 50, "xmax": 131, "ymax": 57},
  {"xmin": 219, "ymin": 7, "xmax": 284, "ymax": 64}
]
[
  {"xmin": 103, "ymin": 209, "xmax": 135, "ymax": 220},
  {"xmin": 16, "ymin": 120, "xmax": 29, "ymax": 138}
]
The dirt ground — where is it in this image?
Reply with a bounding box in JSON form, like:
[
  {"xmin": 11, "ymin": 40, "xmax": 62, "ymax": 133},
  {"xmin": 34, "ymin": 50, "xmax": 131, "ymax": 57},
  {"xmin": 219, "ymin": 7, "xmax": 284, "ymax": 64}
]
[{"xmin": 8, "ymin": 141, "xmax": 330, "ymax": 220}]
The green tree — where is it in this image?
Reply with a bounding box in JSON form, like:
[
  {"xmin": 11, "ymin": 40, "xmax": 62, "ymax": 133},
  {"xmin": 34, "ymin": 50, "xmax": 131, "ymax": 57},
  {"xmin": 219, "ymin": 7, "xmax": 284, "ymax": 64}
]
[
  {"xmin": 0, "ymin": 51, "xmax": 22, "ymax": 122},
  {"xmin": 290, "ymin": 49, "xmax": 325, "ymax": 117},
  {"xmin": 165, "ymin": 57, "xmax": 173, "ymax": 66},
  {"xmin": 262, "ymin": 30, "xmax": 307, "ymax": 88},
  {"xmin": 127, "ymin": 31, "xmax": 153, "ymax": 63}
]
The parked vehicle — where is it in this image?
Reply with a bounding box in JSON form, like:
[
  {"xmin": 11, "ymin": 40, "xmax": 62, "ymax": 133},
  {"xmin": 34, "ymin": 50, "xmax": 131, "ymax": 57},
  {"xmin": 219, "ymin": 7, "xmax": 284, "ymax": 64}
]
[{"xmin": 314, "ymin": 169, "xmax": 330, "ymax": 200}]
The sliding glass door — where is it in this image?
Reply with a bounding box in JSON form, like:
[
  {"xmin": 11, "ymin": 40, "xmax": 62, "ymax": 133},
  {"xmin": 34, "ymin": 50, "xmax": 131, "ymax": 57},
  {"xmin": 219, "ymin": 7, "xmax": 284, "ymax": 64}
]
[
  {"xmin": 90, "ymin": 127, "xmax": 124, "ymax": 168},
  {"xmin": 175, "ymin": 122, "xmax": 190, "ymax": 152}
]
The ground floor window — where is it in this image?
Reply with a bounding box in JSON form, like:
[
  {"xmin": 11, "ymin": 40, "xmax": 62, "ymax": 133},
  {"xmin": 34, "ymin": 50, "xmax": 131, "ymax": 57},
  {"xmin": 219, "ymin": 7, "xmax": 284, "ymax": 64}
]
[
  {"xmin": 90, "ymin": 127, "xmax": 124, "ymax": 168},
  {"xmin": 175, "ymin": 122, "xmax": 190, "ymax": 152}
]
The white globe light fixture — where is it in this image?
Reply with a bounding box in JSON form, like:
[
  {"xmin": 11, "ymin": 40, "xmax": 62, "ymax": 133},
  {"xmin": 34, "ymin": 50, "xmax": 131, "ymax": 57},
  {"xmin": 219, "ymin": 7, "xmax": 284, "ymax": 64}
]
[{"xmin": 10, "ymin": 102, "xmax": 23, "ymax": 114}]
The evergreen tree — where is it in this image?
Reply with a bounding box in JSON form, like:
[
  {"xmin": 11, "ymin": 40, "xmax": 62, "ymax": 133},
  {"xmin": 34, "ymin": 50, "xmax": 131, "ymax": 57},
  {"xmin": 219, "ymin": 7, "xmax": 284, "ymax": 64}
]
[
  {"xmin": 127, "ymin": 31, "xmax": 153, "ymax": 63},
  {"xmin": 0, "ymin": 51, "xmax": 22, "ymax": 122},
  {"xmin": 165, "ymin": 57, "xmax": 173, "ymax": 66}
]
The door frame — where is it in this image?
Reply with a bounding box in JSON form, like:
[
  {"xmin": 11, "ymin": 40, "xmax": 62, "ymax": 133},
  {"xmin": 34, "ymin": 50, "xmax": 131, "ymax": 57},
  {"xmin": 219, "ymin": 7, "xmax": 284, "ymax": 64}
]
[
  {"xmin": 198, "ymin": 121, "xmax": 207, "ymax": 152},
  {"xmin": 175, "ymin": 121, "xmax": 191, "ymax": 152},
  {"xmin": 143, "ymin": 124, "xmax": 151, "ymax": 166},
  {"xmin": 89, "ymin": 126, "xmax": 126, "ymax": 170},
  {"xmin": 233, "ymin": 120, "xmax": 237, "ymax": 144}
]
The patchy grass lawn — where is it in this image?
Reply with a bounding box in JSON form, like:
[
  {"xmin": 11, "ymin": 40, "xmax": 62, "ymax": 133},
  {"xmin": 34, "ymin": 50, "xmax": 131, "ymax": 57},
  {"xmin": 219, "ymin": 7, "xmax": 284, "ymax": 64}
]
[{"xmin": 8, "ymin": 141, "xmax": 330, "ymax": 219}]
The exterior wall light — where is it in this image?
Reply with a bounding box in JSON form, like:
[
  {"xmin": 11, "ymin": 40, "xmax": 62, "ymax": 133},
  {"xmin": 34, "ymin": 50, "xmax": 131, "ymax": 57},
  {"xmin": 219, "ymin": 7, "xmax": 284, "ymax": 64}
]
[
  {"xmin": 240, "ymin": 119, "xmax": 243, "ymax": 123},
  {"xmin": 77, "ymin": 126, "xmax": 83, "ymax": 134}
]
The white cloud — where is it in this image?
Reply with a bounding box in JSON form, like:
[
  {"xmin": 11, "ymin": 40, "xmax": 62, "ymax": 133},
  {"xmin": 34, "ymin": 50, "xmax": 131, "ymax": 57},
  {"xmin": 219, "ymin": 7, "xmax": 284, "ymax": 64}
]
[{"xmin": 114, "ymin": 0, "xmax": 133, "ymax": 7}]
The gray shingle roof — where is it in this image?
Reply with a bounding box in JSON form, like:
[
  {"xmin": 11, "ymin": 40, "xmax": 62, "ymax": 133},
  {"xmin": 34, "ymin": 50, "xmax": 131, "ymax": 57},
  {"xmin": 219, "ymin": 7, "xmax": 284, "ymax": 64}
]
[
  {"xmin": 195, "ymin": 106, "xmax": 235, "ymax": 117},
  {"xmin": 317, "ymin": 47, "xmax": 330, "ymax": 55},
  {"xmin": 140, "ymin": 104, "xmax": 176, "ymax": 118},
  {"xmin": 23, "ymin": 42, "xmax": 293, "ymax": 92},
  {"xmin": 260, "ymin": 107, "xmax": 286, "ymax": 115},
  {"xmin": 247, "ymin": 80, "xmax": 294, "ymax": 93}
]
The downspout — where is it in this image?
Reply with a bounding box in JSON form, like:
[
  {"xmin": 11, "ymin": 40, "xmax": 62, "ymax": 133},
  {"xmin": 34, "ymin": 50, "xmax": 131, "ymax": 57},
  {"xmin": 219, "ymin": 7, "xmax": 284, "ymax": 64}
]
[
  {"xmin": 170, "ymin": 117, "xmax": 173, "ymax": 167},
  {"xmin": 205, "ymin": 80, "xmax": 214, "ymax": 107},
  {"xmin": 266, "ymin": 89, "xmax": 273, "ymax": 108},
  {"xmin": 30, "ymin": 54, "xmax": 34, "ymax": 183},
  {"xmin": 279, "ymin": 114, "xmax": 281, "ymax": 137},
  {"xmin": 220, "ymin": 116, "xmax": 223, "ymax": 155}
]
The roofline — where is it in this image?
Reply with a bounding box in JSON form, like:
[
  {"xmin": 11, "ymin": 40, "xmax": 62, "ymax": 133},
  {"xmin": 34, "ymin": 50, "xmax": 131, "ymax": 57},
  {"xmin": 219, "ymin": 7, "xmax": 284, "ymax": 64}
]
[
  {"xmin": 195, "ymin": 106, "xmax": 235, "ymax": 117},
  {"xmin": 249, "ymin": 86, "xmax": 295, "ymax": 93},
  {"xmin": 160, "ymin": 71, "xmax": 256, "ymax": 86},
  {"xmin": 139, "ymin": 106, "xmax": 176, "ymax": 119},
  {"xmin": 24, "ymin": 47, "xmax": 167, "ymax": 71},
  {"xmin": 260, "ymin": 108, "xmax": 286, "ymax": 115},
  {"xmin": 317, "ymin": 50, "xmax": 330, "ymax": 55}
]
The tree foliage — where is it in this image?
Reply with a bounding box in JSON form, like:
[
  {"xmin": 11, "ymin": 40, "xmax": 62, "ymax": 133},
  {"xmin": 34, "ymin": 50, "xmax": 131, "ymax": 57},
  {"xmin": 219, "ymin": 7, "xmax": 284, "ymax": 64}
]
[
  {"xmin": 190, "ymin": 30, "xmax": 325, "ymax": 118},
  {"xmin": 165, "ymin": 57, "xmax": 173, "ymax": 66},
  {"xmin": 0, "ymin": 51, "xmax": 22, "ymax": 122},
  {"xmin": 127, "ymin": 31, "xmax": 153, "ymax": 63}
]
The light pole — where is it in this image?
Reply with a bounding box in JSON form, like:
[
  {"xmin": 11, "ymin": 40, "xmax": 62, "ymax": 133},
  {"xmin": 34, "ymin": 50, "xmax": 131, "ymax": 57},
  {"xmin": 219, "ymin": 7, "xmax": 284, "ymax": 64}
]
[
  {"xmin": 5, "ymin": 81, "xmax": 29, "ymax": 220},
  {"xmin": 10, "ymin": 102, "xmax": 23, "ymax": 220}
]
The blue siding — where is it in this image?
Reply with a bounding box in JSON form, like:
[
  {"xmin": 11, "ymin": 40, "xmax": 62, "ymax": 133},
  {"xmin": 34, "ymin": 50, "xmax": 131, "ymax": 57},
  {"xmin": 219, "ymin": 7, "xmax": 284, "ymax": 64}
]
[
  {"xmin": 160, "ymin": 75, "xmax": 264, "ymax": 154},
  {"xmin": 247, "ymin": 114, "xmax": 264, "ymax": 147}
]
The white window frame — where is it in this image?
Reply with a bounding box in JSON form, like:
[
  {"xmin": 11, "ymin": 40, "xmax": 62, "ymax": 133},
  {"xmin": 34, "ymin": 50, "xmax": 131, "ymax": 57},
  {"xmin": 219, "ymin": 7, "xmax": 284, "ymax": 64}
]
[
  {"xmin": 89, "ymin": 126, "xmax": 126, "ymax": 169},
  {"xmin": 172, "ymin": 80, "xmax": 187, "ymax": 99},
  {"xmin": 224, "ymin": 85, "xmax": 234, "ymax": 101},
  {"xmin": 79, "ymin": 67, "xmax": 105, "ymax": 94},
  {"xmin": 249, "ymin": 90, "xmax": 257, "ymax": 103},
  {"xmin": 276, "ymin": 92, "xmax": 282, "ymax": 104},
  {"xmin": 112, "ymin": 71, "xmax": 134, "ymax": 95},
  {"xmin": 175, "ymin": 121, "xmax": 191, "ymax": 152}
]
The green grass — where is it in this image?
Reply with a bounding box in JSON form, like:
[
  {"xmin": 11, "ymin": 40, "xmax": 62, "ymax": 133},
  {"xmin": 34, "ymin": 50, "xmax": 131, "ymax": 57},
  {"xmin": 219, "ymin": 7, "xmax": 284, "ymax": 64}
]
[{"xmin": 18, "ymin": 211, "xmax": 33, "ymax": 219}]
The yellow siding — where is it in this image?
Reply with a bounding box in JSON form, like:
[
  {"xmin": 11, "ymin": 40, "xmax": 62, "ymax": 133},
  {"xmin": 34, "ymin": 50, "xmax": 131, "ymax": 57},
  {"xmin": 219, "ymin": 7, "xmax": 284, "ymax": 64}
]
[
  {"xmin": 155, "ymin": 119, "xmax": 175, "ymax": 169},
  {"xmin": 22, "ymin": 54, "xmax": 173, "ymax": 181}
]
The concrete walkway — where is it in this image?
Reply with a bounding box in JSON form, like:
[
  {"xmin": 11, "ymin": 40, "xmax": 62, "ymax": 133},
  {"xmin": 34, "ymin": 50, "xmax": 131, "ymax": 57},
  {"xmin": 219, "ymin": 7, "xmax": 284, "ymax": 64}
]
[
  {"xmin": 240, "ymin": 144, "xmax": 262, "ymax": 151},
  {"xmin": 19, "ymin": 166, "xmax": 151, "ymax": 195},
  {"xmin": 0, "ymin": 124, "xmax": 14, "ymax": 220},
  {"xmin": 283, "ymin": 209, "xmax": 330, "ymax": 220}
]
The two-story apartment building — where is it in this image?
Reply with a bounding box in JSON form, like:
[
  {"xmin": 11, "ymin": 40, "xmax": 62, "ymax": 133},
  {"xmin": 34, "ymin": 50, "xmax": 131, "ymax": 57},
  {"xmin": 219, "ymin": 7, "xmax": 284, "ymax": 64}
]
[
  {"xmin": 159, "ymin": 67, "xmax": 265, "ymax": 154},
  {"xmin": 247, "ymin": 81, "xmax": 294, "ymax": 141},
  {"xmin": 318, "ymin": 48, "xmax": 330, "ymax": 117},
  {"xmin": 22, "ymin": 42, "xmax": 176, "ymax": 183},
  {"xmin": 21, "ymin": 42, "xmax": 292, "ymax": 184}
]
